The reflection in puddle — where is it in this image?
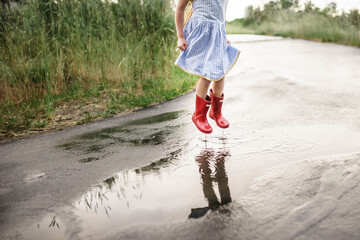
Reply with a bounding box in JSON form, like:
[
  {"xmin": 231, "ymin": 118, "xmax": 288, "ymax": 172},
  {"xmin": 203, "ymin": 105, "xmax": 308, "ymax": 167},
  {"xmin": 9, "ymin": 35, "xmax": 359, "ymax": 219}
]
[
  {"xmin": 48, "ymin": 215, "xmax": 60, "ymax": 229},
  {"xmin": 33, "ymin": 214, "xmax": 66, "ymax": 240},
  {"xmin": 73, "ymin": 146, "xmax": 233, "ymax": 239},
  {"xmin": 43, "ymin": 110, "xmax": 330, "ymax": 239},
  {"xmin": 78, "ymin": 156, "xmax": 100, "ymax": 163},
  {"xmin": 135, "ymin": 148, "xmax": 182, "ymax": 174},
  {"xmin": 189, "ymin": 149, "xmax": 232, "ymax": 219},
  {"xmin": 57, "ymin": 111, "xmax": 187, "ymax": 158}
]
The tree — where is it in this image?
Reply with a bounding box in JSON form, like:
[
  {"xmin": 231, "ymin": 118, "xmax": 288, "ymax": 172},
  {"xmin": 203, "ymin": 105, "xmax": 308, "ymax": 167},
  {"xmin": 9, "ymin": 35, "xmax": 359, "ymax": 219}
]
[
  {"xmin": 292, "ymin": 0, "xmax": 300, "ymax": 9},
  {"xmin": 244, "ymin": 5, "xmax": 254, "ymax": 21},
  {"xmin": 323, "ymin": 1, "xmax": 337, "ymax": 16},
  {"xmin": 244, "ymin": 5, "xmax": 265, "ymax": 25},
  {"xmin": 279, "ymin": 0, "xmax": 300, "ymax": 10},
  {"xmin": 264, "ymin": 1, "xmax": 280, "ymax": 15},
  {"xmin": 348, "ymin": 9, "xmax": 360, "ymax": 27},
  {"xmin": 288, "ymin": 0, "xmax": 300, "ymax": 11},
  {"xmin": 280, "ymin": 0, "xmax": 292, "ymax": 9},
  {"xmin": 304, "ymin": 0, "xmax": 314, "ymax": 13}
]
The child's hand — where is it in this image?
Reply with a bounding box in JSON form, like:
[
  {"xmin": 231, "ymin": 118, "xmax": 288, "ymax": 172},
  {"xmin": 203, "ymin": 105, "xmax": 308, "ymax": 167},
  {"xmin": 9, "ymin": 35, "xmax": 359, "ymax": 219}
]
[
  {"xmin": 177, "ymin": 37, "xmax": 188, "ymax": 51},
  {"xmin": 227, "ymin": 39, "xmax": 232, "ymax": 45}
]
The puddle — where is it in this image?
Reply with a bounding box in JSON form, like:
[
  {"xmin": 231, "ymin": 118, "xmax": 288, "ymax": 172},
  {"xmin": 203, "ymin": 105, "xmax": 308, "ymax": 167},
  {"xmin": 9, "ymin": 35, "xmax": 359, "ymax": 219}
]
[
  {"xmin": 73, "ymin": 146, "xmax": 233, "ymax": 239},
  {"xmin": 8, "ymin": 38, "xmax": 360, "ymax": 240},
  {"xmin": 56, "ymin": 111, "xmax": 187, "ymax": 161},
  {"xmin": 36, "ymin": 111, "xmax": 360, "ymax": 239},
  {"xmin": 31, "ymin": 215, "xmax": 66, "ymax": 240}
]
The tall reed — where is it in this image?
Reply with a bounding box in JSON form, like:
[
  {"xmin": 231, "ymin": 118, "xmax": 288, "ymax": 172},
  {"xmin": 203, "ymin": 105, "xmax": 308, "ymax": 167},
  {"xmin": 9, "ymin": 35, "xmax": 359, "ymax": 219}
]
[{"xmin": 0, "ymin": 0, "xmax": 191, "ymax": 134}]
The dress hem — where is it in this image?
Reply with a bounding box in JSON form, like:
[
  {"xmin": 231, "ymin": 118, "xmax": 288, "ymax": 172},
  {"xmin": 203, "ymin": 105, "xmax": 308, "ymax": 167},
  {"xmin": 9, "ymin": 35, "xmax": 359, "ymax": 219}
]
[{"xmin": 175, "ymin": 50, "xmax": 241, "ymax": 81}]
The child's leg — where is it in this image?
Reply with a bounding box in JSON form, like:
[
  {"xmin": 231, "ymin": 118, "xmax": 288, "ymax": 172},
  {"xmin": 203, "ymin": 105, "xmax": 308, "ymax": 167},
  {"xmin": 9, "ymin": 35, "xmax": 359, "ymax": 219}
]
[
  {"xmin": 196, "ymin": 77, "xmax": 211, "ymax": 99},
  {"xmin": 209, "ymin": 77, "xmax": 229, "ymax": 128},
  {"xmin": 193, "ymin": 77, "xmax": 213, "ymax": 134},
  {"xmin": 212, "ymin": 77, "xmax": 225, "ymax": 97}
]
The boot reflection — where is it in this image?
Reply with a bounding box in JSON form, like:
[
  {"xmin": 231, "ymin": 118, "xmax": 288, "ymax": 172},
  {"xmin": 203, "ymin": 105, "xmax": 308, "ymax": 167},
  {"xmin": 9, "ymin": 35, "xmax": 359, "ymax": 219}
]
[{"xmin": 189, "ymin": 149, "xmax": 232, "ymax": 219}]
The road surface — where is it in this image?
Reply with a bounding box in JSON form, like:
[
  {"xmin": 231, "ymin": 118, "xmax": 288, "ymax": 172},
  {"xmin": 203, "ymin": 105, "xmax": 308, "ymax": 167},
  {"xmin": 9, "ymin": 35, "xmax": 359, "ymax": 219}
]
[{"xmin": 1, "ymin": 35, "xmax": 360, "ymax": 240}]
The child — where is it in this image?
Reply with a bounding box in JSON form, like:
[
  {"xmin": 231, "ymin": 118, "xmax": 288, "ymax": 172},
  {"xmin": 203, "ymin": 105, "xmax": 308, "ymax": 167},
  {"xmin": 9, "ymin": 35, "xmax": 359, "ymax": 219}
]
[{"xmin": 175, "ymin": 0, "xmax": 240, "ymax": 134}]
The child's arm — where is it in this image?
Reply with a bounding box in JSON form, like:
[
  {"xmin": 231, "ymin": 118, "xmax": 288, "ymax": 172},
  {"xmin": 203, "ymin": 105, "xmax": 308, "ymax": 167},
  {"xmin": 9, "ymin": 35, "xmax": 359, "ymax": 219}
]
[{"xmin": 175, "ymin": 0, "xmax": 190, "ymax": 51}]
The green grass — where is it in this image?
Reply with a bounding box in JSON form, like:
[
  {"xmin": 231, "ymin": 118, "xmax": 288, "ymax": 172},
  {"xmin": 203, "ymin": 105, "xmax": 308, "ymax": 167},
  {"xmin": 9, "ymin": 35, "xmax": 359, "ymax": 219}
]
[
  {"xmin": 226, "ymin": 19, "xmax": 256, "ymax": 34},
  {"xmin": 0, "ymin": 65, "xmax": 197, "ymax": 135},
  {"xmin": 226, "ymin": 3, "xmax": 360, "ymax": 47},
  {"xmin": 0, "ymin": 0, "xmax": 197, "ymax": 138}
]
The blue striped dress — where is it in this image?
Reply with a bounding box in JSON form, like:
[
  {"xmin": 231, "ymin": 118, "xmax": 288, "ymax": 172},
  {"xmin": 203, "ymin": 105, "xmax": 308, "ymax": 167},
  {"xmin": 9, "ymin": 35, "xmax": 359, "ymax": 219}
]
[{"xmin": 175, "ymin": 0, "xmax": 240, "ymax": 81}]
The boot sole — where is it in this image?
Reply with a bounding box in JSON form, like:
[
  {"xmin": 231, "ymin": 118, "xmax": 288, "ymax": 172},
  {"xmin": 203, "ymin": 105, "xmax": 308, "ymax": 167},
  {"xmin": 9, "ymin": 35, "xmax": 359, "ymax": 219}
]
[
  {"xmin": 192, "ymin": 118, "xmax": 213, "ymax": 134},
  {"xmin": 209, "ymin": 115, "xmax": 229, "ymax": 129}
]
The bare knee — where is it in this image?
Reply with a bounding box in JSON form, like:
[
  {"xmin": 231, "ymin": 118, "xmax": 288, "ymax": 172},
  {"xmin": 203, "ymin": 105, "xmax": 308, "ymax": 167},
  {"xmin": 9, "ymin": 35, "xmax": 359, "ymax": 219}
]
[
  {"xmin": 199, "ymin": 77, "xmax": 211, "ymax": 87},
  {"xmin": 213, "ymin": 77, "xmax": 224, "ymax": 86}
]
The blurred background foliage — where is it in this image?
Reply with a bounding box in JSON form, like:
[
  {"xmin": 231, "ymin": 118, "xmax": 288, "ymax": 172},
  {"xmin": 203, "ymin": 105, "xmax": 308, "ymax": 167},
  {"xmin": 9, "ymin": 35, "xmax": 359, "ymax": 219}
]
[{"xmin": 227, "ymin": 0, "xmax": 360, "ymax": 47}]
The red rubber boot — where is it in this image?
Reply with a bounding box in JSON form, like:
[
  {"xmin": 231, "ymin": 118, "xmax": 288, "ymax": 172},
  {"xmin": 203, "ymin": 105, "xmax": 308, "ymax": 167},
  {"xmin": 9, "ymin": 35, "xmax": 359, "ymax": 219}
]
[
  {"xmin": 192, "ymin": 94, "xmax": 213, "ymax": 134},
  {"xmin": 209, "ymin": 89, "xmax": 229, "ymax": 128}
]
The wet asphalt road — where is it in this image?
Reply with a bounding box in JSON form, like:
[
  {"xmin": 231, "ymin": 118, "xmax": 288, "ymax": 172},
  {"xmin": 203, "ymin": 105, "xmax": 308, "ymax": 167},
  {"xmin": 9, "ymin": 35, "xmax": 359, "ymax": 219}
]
[{"xmin": 1, "ymin": 35, "xmax": 360, "ymax": 240}]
